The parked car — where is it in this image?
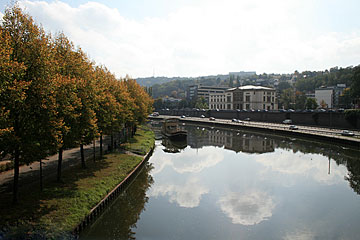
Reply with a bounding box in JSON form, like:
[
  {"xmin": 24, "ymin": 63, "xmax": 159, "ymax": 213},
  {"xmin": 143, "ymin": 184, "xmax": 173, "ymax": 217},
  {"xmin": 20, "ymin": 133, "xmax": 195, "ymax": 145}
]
[
  {"xmin": 232, "ymin": 118, "xmax": 238, "ymax": 122},
  {"xmin": 180, "ymin": 115, "xmax": 186, "ymax": 118},
  {"xmin": 341, "ymin": 130, "xmax": 355, "ymax": 136},
  {"xmin": 209, "ymin": 117, "xmax": 216, "ymax": 121},
  {"xmin": 200, "ymin": 115, "xmax": 205, "ymax": 118},
  {"xmin": 289, "ymin": 125, "xmax": 298, "ymax": 130},
  {"xmin": 152, "ymin": 112, "xmax": 159, "ymax": 116},
  {"xmin": 244, "ymin": 118, "xmax": 251, "ymax": 121},
  {"xmin": 283, "ymin": 119, "xmax": 292, "ymax": 124}
]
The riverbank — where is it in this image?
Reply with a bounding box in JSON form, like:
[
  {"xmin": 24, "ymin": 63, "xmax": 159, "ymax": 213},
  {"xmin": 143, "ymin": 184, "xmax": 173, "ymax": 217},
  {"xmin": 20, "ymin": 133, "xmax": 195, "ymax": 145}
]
[
  {"xmin": 150, "ymin": 115, "xmax": 360, "ymax": 149},
  {"xmin": 0, "ymin": 125, "xmax": 155, "ymax": 239}
]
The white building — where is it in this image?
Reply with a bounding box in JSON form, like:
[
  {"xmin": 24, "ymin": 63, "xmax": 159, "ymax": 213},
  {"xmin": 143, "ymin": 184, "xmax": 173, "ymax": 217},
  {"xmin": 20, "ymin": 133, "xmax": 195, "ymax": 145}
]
[
  {"xmin": 209, "ymin": 85, "xmax": 277, "ymax": 110},
  {"xmin": 315, "ymin": 87, "xmax": 333, "ymax": 108},
  {"xmin": 209, "ymin": 91, "xmax": 233, "ymax": 110}
]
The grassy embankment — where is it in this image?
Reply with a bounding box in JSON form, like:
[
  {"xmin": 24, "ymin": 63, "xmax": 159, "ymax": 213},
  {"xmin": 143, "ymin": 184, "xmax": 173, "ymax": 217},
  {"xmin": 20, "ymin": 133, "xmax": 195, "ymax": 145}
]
[{"xmin": 0, "ymin": 125, "xmax": 155, "ymax": 239}]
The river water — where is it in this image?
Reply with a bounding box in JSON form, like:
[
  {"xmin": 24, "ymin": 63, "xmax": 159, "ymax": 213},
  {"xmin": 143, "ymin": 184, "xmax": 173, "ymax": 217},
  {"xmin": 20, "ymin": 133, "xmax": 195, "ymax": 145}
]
[{"xmin": 81, "ymin": 123, "xmax": 360, "ymax": 240}]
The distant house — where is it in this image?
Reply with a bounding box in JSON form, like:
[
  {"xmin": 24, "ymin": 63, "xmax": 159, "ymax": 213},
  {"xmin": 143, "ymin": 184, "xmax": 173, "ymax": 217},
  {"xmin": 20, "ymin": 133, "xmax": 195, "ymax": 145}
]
[
  {"xmin": 209, "ymin": 85, "xmax": 277, "ymax": 111},
  {"xmin": 315, "ymin": 84, "xmax": 346, "ymax": 109},
  {"xmin": 186, "ymin": 84, "xmax": 228, "ymax": 103},
  {"xmin": 315, "ymin": 87, "xmax": 333, "ymax": 108}
]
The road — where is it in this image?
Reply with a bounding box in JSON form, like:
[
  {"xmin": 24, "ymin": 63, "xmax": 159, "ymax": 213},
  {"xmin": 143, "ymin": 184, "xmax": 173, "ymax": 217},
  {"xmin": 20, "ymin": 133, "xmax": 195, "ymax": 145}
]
[
  {"xmin": 0, "ymin": 136, "xmax": 112, "ymax": 193},
  {"xmin": 151, "ymin": 115, "xmax": 360, "ymax": 143}
]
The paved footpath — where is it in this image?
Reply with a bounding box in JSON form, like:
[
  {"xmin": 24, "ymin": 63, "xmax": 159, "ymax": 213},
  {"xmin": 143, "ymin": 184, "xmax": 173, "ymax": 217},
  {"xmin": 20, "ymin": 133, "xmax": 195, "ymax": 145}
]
[{"xmin": 0, "ymin": 136, "xmax": 112, "ymax": 193}]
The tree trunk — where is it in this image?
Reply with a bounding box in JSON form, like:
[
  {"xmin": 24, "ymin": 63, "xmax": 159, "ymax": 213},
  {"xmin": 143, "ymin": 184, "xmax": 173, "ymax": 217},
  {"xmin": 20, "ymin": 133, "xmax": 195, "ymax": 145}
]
[
  {"xmin": 80, "ymin": 144, "xmax": 86, "ymax": 168},
  {"xmin": 40, "ymin": 159, "xmax": 43, "ymax": 191},
  {"xmin": 57, "ymin": 148, "xmax": 63, "ymax": 182},
  {"xmin": 110, "ymin": 134, "xmax": 114, "ymax": 151},
  {"xmin": 93, "ymin": 139, "xmax": 96, "ymax": 161},
  {"xmin": 100, "ymin": 134, "xmax": 103, "ymax": 157},
  {"xmin": 13, "ymin": 148, "xmax": 20, "ymax": 204}
]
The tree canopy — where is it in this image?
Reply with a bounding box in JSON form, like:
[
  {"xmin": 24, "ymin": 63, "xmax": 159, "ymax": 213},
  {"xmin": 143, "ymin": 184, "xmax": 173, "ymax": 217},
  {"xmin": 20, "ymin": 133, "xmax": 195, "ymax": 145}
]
[{"xmin": 0, "ymin": 5, "xmax": 153, "ymax": 202}]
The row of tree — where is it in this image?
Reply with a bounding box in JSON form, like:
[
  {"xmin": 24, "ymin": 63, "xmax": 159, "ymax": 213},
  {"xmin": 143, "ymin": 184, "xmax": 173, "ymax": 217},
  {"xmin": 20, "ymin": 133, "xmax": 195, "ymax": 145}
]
[{"xmin": 0, "ymin": 6, "xmax": 153, "ymax": 203}]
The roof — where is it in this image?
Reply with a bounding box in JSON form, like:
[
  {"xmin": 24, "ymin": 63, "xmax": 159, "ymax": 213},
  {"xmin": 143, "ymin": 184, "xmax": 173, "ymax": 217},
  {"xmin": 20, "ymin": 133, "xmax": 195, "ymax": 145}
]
[{"xmin": 227, "ymin": 85, "xmax": 274, "ymax": 91}]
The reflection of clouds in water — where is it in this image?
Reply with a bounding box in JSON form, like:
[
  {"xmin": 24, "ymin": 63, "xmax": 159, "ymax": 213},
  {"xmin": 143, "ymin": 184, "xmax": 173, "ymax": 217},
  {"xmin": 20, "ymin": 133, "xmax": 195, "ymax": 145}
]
[
  {"xmin": 256, "ymin": 150, "xmax": 348, "ymax": 185},
  {"xmin": 152, "ymin": 146, "xmax": 224, "ymax": 174},
  {"xmin": 218, "ymin": 190, "xmax": 275, "ymax": 225},
  {"xmin": 282, "ymin": 229, "xmax": 315, "ymax": 240},
  {"xmin": 149, "ymin": 177, "xmax": 209, "ymax": 208}
]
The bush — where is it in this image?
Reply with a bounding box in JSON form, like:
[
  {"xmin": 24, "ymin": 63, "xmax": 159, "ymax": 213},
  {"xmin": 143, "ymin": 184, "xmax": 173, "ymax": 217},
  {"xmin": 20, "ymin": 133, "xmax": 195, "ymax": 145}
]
[{"xmin": 344, "ymin": 109, "xmax": 360, "ymax": 128}]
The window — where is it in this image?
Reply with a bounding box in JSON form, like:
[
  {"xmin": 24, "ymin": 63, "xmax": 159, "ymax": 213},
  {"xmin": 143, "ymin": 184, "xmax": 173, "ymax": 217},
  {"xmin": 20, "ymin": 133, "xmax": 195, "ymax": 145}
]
[
  {"xmin": 267, "ymin": 96, "xmax": 271, "ymax": 102},
  {"xmin": 246, "ymin": 96, "xmax": 250, "ymax": 102}
]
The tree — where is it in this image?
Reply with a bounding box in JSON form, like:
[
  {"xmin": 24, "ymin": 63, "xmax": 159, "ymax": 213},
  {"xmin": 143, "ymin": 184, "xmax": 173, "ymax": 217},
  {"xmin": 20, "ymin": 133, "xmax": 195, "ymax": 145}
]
[
  {"xmin": 229, "ymin": 75, "xmax": 234, "ymax": 88},
  {"xmin": 279, "ymin": 88, "xmax": 295, "ymax": 109},
  {"xmin": 339, "ymin": 88, "xmax": 353, "ymax": 109},
  {"xmin": 305, "ymin": 98, "xmax": 318, "ymax": 109},
  {"xmin": 53, "ymin": 33, "xmax": 86, "ymax": 180},
  {"xmin": 319, "ymin": 100, "xmax": 328, "ymax": 109},
  {"xmin": 1, "ymin": 6, "xmax": 61, "ymax": 202},
  {"xmin": 195, "ymin": 97, "xmax": 208, "ymax": 109},
  {"xmin": 294, "ymin": 91, "xmax": 307, "ymax": 110},
  {"xmin": 277, "ymin": 82, "xmax": 291, "ymax": 92},
  {"xmin": 350, "ymin": 66, "xmax": 360, "ymax": 104}
]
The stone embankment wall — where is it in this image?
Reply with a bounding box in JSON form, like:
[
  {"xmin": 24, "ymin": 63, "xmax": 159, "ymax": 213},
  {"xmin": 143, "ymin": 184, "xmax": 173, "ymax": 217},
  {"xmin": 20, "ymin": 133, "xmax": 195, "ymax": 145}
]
[
  {"xmin": 160, "ymin": 109, "xmax": 360, "ymax": 129},
  {"xmin": 73, "ymin": 146, "xmax": 154, "ymax": 236}
]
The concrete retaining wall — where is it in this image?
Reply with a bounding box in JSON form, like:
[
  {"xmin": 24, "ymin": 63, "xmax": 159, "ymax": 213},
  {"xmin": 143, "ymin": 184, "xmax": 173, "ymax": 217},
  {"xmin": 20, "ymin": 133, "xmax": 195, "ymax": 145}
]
[
  {"xmin": 160, "ymin": 109, "xmax": 360, "ymax": 129},
  {"xmin": 73, "ymin": 146, "xmax": 155, "ymax": 236}
]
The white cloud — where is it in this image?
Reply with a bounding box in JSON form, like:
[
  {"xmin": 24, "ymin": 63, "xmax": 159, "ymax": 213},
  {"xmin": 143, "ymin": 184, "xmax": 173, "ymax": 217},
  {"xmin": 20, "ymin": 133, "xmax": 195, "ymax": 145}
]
[
  {"xmin": 17, "ymin": 0, "xmax": 360, "ymax": 78},
  {"xmin": 218, "ymin": 190, "xmax": 275, "ymax": 225},
  {"xmin": 255, "ymin": 150, "xmax": 348, "ymax": 185},
  {"xmin": 149, "ymin": 177, "xmax": 209, "ymax": 208},
  {"xmin": 151, "ymin": 146, "xmax": 224, "ymax": 174}
]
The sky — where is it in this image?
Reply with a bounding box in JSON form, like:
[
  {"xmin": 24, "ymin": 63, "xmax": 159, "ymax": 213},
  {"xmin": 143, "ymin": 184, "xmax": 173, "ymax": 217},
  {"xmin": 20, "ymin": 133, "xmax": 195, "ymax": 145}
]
[{"xmin": 1, "ymin": 0, "xmax": 360, "ymax": 78}]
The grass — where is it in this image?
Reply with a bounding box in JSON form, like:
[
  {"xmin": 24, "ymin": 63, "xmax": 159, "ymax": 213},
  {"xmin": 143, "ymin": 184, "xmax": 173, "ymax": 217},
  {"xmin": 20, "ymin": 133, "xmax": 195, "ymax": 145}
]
[
  {"xmin": 0, "ymin": 125, "xmax": 155, "ymax": 239},
  {"xmin": 123, "ymin": 125, "xmax": 155, "ymax": 155}
]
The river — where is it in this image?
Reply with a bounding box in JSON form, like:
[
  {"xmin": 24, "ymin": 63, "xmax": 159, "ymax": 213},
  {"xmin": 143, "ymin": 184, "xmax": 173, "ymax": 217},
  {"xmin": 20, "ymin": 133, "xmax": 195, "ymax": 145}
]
[{"xmin": 80, "ymin": 123, "xmax": 360, "ymax": 240}]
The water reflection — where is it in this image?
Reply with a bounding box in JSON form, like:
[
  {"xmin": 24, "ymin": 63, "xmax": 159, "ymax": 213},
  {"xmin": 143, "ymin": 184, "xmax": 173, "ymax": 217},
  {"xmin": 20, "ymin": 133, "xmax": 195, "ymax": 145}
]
[
  {"xmin": 218, "ymin": 190, "xmax": 275, "ymax": 225},
  {"xmin": 158, "ymin": 123, "xmax": 360, "ymax": 195},
  {"xmin": 84, "ymin": 122, "xmax": 360, "ymax": 240},
  {"xmin": 80, "ymin": 163, "xmax": 154, "ymax": 240},
  {"xmin": 161, "ymin": 137, "xmax": 187, "ymax": 153},
  {"xmin": 149, "ymin": 177, "xmax": 209, "ymax": 208},
  {"xmin": 186, "ymin": 125, "xmax": 275, "ymax": 154}
]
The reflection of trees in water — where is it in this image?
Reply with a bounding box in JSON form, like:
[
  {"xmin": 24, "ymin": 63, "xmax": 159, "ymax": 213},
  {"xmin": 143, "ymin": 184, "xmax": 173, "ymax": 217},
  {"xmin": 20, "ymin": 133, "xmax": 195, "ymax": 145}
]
[
  {"xmin": 161, "ymin": 138, "xmax": 187, "ymax": 153},
  {"xmin": 345, "ymin": 159, "xmax": 360, "ymax": 195},
  {"xmin": 274, "ymin": 137, "xmax": 360, "ymax": 195},
  {"xmin": 153, "ymin": 122, "xmax": 360, "ymax": 196},
  {"xmin": 81, "ymin": 163, "xmax": 154, "ymax": 240},
  {"xmin": 185, "ymin": 124, "xmax": 360, "ymax": 196}
]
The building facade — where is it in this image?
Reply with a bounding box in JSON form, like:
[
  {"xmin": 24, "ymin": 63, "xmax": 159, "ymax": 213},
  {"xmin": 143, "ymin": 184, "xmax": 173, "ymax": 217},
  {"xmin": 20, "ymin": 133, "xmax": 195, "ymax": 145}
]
[
  {"xmin": 186, "ymin": 84, "xmax": 229, "ymax": 103},
  {"xmin": 209, "ymin": 85, "xmax": 277, "ymax": 110},
  {"xmin": 209, "ymin": 91, "xmax": 233, "ymax": 110},
  {"xmin": 315, "ymin": 87, "xmax": 334, "ymax": 108},
  {"xmin": 315, "ymin": 84, "xmax": 347, "ymax": 109}
]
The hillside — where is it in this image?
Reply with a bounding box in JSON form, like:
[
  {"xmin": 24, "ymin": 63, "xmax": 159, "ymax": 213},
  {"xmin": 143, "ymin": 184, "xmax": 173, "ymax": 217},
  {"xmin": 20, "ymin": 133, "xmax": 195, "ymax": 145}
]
[{"xmin": 141, "ymin": 65, "xmax": 358, "ymax": 99}]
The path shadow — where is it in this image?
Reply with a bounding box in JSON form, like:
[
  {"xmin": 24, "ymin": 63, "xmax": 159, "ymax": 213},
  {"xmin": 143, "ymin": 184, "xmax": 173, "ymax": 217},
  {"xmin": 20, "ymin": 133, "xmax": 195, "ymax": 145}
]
[{"xmin": 0, "ymin": 151, "xmax": 116, "ymax": 239}]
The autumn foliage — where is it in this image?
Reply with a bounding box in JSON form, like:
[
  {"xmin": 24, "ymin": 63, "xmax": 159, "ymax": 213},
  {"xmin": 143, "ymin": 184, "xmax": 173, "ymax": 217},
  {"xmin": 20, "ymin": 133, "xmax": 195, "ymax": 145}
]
[{"xmin": 0, "ymin": 6, "xmax": 153, "ymax": 203}]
